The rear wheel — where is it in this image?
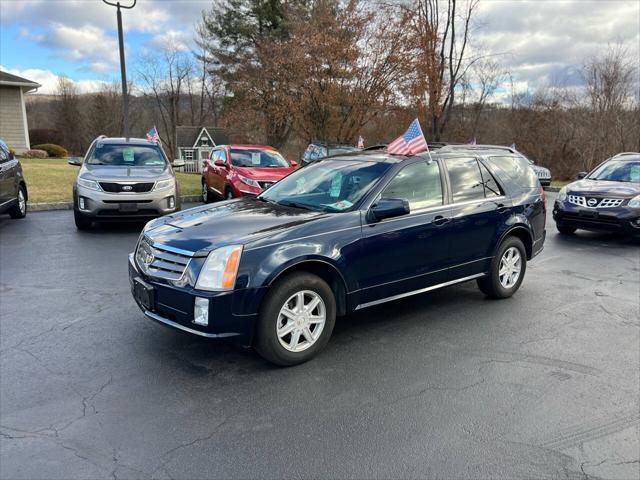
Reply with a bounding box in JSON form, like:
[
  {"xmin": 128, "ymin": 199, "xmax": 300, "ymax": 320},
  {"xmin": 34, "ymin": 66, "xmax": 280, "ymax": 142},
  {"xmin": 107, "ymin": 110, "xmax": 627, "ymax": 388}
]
[
  {"xmin": 254, "ymin": 272, "xmax": 336, "ymax": 366},
  {"xmin": 477, "ymin": 236, "xmax": 527, "ymax": 299},
  {"xmin": 202, "ymin": 179, "xmax": 214, "ymax": 203},
  {"xmin": 74, "ymin": 209, "xmax": 92, "ymax": 230},
  {"xmin": 8, "ymin": 185, "xmax": 27, "ymax": 219},
  {"xmin": 556, "ymin": 223, "xmax": 576, "ymax": 235}
]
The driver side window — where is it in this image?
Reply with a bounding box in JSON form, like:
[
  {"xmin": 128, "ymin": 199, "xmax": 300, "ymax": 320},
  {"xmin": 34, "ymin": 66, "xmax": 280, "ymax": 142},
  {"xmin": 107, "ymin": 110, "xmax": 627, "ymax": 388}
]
[{"xmin": 382, "ymin": 161, "xmax": 443, "ymax": 211}]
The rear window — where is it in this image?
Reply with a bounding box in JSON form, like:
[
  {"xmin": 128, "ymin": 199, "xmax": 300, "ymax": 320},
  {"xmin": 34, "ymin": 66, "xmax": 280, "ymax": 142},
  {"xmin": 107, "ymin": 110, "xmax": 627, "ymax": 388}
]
[
  {"xmin": 445, "ymin": 157, "xmax": 486, "ymax": 202},
  {"xmin": 488, "ymin": 155, "xmax": 539, "ymax": 189}
]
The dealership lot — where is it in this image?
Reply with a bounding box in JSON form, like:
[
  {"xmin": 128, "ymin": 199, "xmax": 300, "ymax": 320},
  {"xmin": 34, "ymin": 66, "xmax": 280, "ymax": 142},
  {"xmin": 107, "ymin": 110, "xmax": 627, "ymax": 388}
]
[{"xmin": 1, "ymin": 195, "xmax": 638, "ymax": 479}]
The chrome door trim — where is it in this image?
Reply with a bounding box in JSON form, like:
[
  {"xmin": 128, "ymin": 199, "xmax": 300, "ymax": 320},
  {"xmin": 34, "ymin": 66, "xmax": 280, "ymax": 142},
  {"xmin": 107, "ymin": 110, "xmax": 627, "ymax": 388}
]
[{"xmin": 354, "ymin": 273, "xmax": 486, "ymax": 310}]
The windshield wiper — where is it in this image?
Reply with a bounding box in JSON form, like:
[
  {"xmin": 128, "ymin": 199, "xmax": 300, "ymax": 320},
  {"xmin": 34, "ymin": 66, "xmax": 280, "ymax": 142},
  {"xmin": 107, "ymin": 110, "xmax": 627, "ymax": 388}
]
[{"xmin": 278, "ymin": 200, "xmax": 320, "ymax": 211}]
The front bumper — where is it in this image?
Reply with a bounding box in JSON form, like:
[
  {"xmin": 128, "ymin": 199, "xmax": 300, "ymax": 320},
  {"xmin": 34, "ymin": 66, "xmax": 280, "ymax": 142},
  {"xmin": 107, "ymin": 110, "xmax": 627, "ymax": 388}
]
[
  {"xmin": 128, "ymin": 253, "xmax": 258, "ymax": 344},
  {"xmin": 76, "ymin": 184, "xmax": 179, "ymax": 219},
  {"xmin": 553, "ymin": 200, "xmax": 640, "ymax": 233}
]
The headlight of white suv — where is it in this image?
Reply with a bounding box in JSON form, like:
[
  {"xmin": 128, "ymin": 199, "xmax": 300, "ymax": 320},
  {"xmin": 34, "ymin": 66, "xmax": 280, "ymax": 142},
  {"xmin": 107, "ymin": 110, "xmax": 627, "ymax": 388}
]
[
  {"xmin": 195, "ymin": 245, "xmax": 243, "ymax": 291},
  {"xmin": 628, "ymin": 195, "xmax": 640, "ymax": 208},
  {"xmin": 557, "ymin": 186, "xmax": 568, "ymax": 202},
  {"xmin": 154, "ymin": 178, "xmax": 175, "ymax": 191},
  {"xmin": 237, "ymin": 174, "xmax": 260, "ymax": 188},
  {"xmin": 77, "ymin": 177, "xmax": 101, "ymax": 191}
]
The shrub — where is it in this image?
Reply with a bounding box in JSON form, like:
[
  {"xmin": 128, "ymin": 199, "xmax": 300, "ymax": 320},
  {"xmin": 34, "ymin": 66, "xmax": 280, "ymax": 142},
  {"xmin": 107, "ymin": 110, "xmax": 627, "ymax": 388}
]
[
  {"xmin": 23, "ymin": 149, "xmax": 48, "ymax": 159},
  {"xmin": 9, "ymin": 147, "xmax": 16, "ymax": 157},
  {"xmin": 31, "ymin": 143, "xmax": 68, "ymax": 158}
]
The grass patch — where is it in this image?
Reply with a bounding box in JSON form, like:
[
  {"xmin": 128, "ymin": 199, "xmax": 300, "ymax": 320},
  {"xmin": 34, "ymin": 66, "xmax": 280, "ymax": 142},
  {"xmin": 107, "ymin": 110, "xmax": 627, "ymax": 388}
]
[
  {"xmin": 19, "ymin": 158, "xmax": 201, "ymax": 203},
  {"xmin": 551, "ymin": 180, "xmax": 570, "ymax": 188}
]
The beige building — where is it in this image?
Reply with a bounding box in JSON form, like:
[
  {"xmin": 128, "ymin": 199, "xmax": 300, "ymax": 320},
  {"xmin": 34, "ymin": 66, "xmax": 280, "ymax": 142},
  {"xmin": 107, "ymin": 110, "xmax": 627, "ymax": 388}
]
[{"xmin": 0, "ymin": 71, "xmax": 41, "ymax": 153}]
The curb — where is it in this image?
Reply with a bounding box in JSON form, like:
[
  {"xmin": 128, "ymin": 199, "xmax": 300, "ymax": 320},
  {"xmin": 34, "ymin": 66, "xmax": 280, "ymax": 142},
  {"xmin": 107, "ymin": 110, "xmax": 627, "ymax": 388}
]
[{"xmin": 29, "ymin": 195, "xmax": 202, "ymax": 212}]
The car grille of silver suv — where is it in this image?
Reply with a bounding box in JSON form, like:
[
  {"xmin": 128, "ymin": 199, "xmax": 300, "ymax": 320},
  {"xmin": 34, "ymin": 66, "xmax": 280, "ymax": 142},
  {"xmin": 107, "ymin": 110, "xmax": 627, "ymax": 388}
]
[
  {"xmin": 567, "ymin": 195, "xmax": 624, "ymax": 208},
  {"xmin": 100, "ymin": 182, "xmax": 155, "ymax": 193},
  {"xmin": 135, "ymin": 236, "xmax": 193, "ymax": 280}
]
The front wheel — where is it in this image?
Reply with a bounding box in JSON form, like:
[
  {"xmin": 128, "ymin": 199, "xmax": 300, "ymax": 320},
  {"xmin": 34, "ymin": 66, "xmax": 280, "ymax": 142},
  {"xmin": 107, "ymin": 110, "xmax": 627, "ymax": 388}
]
[
  {"xmin": 8, "ymin": 185, "xmax": 27, "ymax": 219},
  {"xmin": 225, "ymin": 187, "xmax": 235, "ymax": 200},
  {"xmin": 254, "ymin": 272, "xmax": 336, "ymax": 366},
  {"xmin": 556, "ymin": 223, "xmax": 576, "ymax": 235},
  {"xmin": 202, "ymin": 179, "xmax": 214, "ymax": 203},
  {"xmin": 477, "ymin": 236, "xmax": 527, "ymax": 299},
  {"xmin": 74, "ymin": 209, "xmax": 92, "ymax": 230}
]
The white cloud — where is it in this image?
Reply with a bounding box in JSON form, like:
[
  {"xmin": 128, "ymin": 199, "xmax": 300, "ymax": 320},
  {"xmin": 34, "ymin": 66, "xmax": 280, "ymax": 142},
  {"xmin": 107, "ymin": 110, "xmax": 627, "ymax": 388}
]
[
  {"xmin": 40, "ymin": 23, "xmax": 120, "ymax": 67},
  {"xmin": 0, "ymin": 66, "xmax": 110, "ymax": 94},
  {"xmin": 151, "ymin": 30, "xmax": 193, "ymax": 51}
]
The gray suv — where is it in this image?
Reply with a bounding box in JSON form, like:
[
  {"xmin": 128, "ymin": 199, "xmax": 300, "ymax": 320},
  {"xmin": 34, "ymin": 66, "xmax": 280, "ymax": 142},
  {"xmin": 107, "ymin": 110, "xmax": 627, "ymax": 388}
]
[{"xmin": 69, "ymin": 136, "xmax": 180, "ymax": 229}]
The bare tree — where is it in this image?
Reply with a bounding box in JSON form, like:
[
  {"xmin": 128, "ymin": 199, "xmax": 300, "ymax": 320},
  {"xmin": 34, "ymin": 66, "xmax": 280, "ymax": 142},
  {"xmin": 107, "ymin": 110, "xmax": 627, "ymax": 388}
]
[{"xmin": 54, "ymin": 76, "xmax": 85, "ymax": 153}]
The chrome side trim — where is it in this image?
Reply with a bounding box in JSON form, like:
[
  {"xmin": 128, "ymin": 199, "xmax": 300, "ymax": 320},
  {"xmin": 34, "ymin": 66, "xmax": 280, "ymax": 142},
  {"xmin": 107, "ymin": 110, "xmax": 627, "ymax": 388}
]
[
  {"xmin": 144, "ymin": 310, "xmax": 236, "ymax": 339},
  {"xmin": 354, "ymin": 273, "xmax": 486, "ymax": 310}
]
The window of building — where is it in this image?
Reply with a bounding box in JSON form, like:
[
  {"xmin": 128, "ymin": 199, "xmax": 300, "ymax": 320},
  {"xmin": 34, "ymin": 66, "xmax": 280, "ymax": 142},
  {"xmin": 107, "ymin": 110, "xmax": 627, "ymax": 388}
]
[{"xmin": 184, "ymin": 150, "xmax": 193, "ymax": 160}]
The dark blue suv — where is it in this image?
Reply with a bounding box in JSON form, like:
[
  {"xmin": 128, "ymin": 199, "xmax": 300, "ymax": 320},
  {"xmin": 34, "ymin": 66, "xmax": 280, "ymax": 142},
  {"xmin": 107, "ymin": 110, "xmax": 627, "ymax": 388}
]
[{"xmin": 129, "ymin": 148, "xmax": 546, "ymax": 365}]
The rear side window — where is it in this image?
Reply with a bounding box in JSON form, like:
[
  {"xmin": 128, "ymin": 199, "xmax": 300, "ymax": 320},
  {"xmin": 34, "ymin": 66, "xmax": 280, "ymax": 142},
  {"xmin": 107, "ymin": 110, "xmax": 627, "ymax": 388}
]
[
  {"xmin": 445, "ymin": 157, "xmax": 485, "ymax": 202},
  {"xmin": 489, "ymin": 155, "xmax": 539, "ymax": 189}
]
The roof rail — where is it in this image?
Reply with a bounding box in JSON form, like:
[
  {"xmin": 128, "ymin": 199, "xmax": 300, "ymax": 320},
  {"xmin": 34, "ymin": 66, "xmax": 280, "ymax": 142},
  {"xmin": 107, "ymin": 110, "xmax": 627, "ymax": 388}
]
[
  {"xmin": 611, "ymin": 152, "xmax": 640, "ymax": 158},
  {"xmin": 438, "ymin": 144, "xmax": 517, "ymax": 153}
]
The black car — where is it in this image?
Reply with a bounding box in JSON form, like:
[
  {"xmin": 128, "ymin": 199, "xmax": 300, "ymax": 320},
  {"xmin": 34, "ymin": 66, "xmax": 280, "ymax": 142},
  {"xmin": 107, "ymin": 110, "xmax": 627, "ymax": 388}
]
[
  {"xmin": 129, "ymin": 148, "xmax": 546, "ymax": 365},
  {"xmin": 553, "ymin": 152, "xmax": 640, "ymax": 235},
  {"xmin": 0, "ymin": 139, "xmax": 27, "ymax": 219},
  {"xmin": 300, "ymin": 142, "xmax": 361, "ymax": 166}
]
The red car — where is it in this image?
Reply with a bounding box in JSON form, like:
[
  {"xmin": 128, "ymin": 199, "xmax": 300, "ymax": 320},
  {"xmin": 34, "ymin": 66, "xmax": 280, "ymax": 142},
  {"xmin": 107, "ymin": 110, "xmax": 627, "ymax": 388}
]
[{"xmin": 201, "ymin": 144, "xmax": 297, "ymax": 202}]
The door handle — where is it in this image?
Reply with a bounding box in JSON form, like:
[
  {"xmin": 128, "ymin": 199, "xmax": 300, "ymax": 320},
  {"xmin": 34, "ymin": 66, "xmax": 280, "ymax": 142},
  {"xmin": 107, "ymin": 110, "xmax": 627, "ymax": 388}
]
[
  {"xmin": 496, "ymin": 203, "xmax": 510, "ymax": 213},
  {"xmin": 433, "ymin": 215, "xmax": 450, "ymax": 226}
]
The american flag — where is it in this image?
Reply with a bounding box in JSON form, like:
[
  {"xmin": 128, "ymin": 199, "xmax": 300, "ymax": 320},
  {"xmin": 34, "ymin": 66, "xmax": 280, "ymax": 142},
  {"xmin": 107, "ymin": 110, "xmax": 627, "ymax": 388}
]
[
  {"xmin": 386, "ymin": 119, "xmax": 428, "ymax": 155},
  {"xmin": 146, "ymin": 126, "xmax": 159, "ymax": 143},
  {"xmin": 469, "ymin": 137, "xmax": 477, "ymax": 145},
  {"xmin": 357, "ymin": 135, "xmax": 364, "ymax": 149}
]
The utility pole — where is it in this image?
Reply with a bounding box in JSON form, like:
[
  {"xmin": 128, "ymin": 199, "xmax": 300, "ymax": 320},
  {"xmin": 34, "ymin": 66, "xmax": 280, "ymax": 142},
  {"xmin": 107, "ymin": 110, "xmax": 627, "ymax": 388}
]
[{"xmin": 102, "ymin": 0, "xmax": 136, "ymax": 139}]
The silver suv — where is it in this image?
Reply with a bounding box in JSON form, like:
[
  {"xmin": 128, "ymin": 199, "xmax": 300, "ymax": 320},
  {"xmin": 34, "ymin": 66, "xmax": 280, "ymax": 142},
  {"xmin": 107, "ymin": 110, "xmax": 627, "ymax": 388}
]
[{"xmin": 69, "ymin": 136, "xmax": 180, "ymax": 229}]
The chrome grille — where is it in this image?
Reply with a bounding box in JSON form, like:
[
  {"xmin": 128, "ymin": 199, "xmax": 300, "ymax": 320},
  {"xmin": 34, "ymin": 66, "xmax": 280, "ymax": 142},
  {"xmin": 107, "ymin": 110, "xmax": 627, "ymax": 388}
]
[
  {"xmin": 567, "ymin": 195, "xmax": 624, "ymax": 208},
  {"xmin": 135, "ymin": 236, "xmax": 193, "ymax": 280},
  {"xmin": 536, "ymin": 170, "xmax": 550, "ymax": 179}
]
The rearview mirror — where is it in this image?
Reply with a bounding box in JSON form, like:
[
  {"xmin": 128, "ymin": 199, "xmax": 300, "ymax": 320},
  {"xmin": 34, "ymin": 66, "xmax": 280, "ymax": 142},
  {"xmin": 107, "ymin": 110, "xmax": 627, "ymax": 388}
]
[
  {"xmin": 369, "ymin": 198, "xmax": 410, "ymax": 222},
  {"xmin": 214, "ymin": 159, "xmax": 226, "ymax": 167},
  {"xmin": 68, "ymin": 157, "xmax": 83, "ymax": 166},
  {"xmin": 577, "ymin": 171, "xmax": 588, "ymax": 179}
]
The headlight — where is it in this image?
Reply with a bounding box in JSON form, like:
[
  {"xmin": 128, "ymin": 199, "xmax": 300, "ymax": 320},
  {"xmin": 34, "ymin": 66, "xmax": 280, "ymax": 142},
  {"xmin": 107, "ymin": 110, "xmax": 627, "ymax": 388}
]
[
  {"xmin": 154, "ymin": 178, "xmax": 175, "ymax": 191},
  {"xmin": 237, "ymin": 174, "xmax": 260, "ymax": 188},
  {"xmin": 77, "ymin": 177, "xmax": 101, "ymax": 191},
  {"xmin": 557, "ymin": 186, "xmax": 568, "ymax": 202},
  {"xmin": 195, "ymin": 245, "xmax": 243, "ymax": 291},
  {"xmin": 628, "ymin": 195, "xmax": 640, "ymax": 208}
]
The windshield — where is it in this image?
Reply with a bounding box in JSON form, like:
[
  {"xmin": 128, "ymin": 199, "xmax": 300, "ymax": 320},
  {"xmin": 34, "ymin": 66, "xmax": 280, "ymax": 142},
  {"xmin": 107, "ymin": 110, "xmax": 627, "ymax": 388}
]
[
  {"xmin": 86, "ymin": 144, "xmax": 167, "ymax": 167},
  {"xmin": 259, "ymin": 159, "xmax": 391, "ymax": 212},
  {"xmin": 230, "ymin": 148, "xmax": 289, "ymax": 168},
  {"xmin": 589, "ymin": 160, "xmax": 640, "ymax": 183}
]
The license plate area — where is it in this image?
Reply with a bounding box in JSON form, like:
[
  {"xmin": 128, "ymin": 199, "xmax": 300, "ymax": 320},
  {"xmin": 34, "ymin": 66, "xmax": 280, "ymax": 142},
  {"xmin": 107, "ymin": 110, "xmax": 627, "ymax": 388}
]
[
  {"xmin": 133, "ymin": 277, "xmax": 155, "ymax": 310},
  {"xmin": 119, "ymin": 203, "xmax": 138, "ymax": 213},
  {"xmin": 578, "ymin": 209, "xmax": 598, "ymax": 218}
]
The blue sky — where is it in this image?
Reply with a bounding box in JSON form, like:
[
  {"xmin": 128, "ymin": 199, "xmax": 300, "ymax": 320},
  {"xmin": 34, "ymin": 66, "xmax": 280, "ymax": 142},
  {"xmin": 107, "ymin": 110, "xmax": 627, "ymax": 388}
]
[{"xmin": 1, "ymin": 0, "xmax": 638, "ymax": 97}]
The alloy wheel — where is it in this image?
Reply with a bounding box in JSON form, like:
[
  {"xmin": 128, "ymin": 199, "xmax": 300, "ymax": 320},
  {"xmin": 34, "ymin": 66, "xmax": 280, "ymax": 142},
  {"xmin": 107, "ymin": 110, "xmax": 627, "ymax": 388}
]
[
  {"xmin": 498, "ymin": 247, "xmax": 521, "ymax": 289},
  {"xmin": 276, "ymin": 290, "xmax": 326, "ymax": 353},
  {"xmin": 18, "ymin": 189, "xmax": 25, "ymax": 215}
]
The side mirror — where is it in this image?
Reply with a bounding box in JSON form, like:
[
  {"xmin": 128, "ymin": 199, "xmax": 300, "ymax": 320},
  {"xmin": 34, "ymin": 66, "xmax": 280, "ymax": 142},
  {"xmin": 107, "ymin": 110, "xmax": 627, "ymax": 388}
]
[
  {"xmin": 68, "ymin": 157, "xmax": 83, "ymax": 166},
  {"xmin": 369, "ymin": 198, "xmax": 410, "ymax": 222},
  {"xmin": 577, "ymin": 171, "xmax": 588, "ymax": 179},
  {"xmin": 172, "ymin": 158, "xmax": 185, "ymax": 168},
  {"xmin": 214, "ymin": 159, "xmax": 226, "ymax": 167},
  {"xmin": 289, "ymin": 160, "xmax": 298, "ymax": 168}
]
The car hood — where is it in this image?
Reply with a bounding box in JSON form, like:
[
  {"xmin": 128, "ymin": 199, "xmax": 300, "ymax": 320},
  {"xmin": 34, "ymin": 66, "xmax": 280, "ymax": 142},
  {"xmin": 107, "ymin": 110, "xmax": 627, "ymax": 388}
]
[
  {"xmin": 531, "ymin": 164, "xmax": 550, "ymax": 174},
  {"xmin": 82, "ymin": 165, "xmax": 170, "ymax": 181},
  {"xmin": 235, "ymin": 166, "xmax": 294, "ymax": 181},
  {"xmin": 143, "ymin": 198, "xmax": 325, "ymax": 254},
  {"xmin": 567, "ymin": 179, "xmax": 640, "ymax": 197}
]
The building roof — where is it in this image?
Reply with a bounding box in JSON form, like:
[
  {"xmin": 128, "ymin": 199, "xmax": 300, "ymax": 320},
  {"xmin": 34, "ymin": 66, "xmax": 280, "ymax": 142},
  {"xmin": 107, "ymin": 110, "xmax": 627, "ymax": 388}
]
[
  {"xmin": 0, "ymin": 71, "xmax": 41, "ymax": 91},
  {"xmin": 176, "ymin": 126, "xmax": 229, "ymax": 148}
]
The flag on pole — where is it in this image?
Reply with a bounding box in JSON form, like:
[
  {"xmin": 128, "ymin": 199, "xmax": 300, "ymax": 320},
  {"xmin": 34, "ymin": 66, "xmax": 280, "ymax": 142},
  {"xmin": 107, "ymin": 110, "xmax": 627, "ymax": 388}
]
[
  {"xmin": 469, "ymin": 137, "xmax": 477, "ymax": 145},
  {"xmin": 386, "ymin": 118, "xmax": 429, "ymax": 156},
  {"xmin": 510, "ymin": 143, "xmax": 516, "ymax": 150},
  {"xmin": 146, "ymin": 126, "xmax": 160, "ymax": 143},
  {"xmin": 357, "ymin": 135, "xmax": 364, "ymax": 149}
]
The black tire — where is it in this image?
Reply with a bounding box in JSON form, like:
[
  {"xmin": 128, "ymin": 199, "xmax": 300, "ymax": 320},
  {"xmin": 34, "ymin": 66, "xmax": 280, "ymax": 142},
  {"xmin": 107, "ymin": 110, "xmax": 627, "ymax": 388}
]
[
  {"xmin": 8, "ymin": 185, "xmax": 27, "ymax": 219},
  {"xmin": 74, "ymin": 209, "xmax": 92, "ymax": 230},
  {"xmin": 556, "ymin": 223, "xmax": 576, "ymax": 235},
  {"xmin": 225, "ymin": 187, "xmax": 235, "ymax": 200},
  {"xmin": 254, "ymin": 272, "xmax": 336, "ymax": 366},
  {"xmin": 477, "ymin": 236, "xmax": 527, "ymax": 299},
  {"xmin": 202, "ymin": 179, "xmax": 214, "ymax": 203}
]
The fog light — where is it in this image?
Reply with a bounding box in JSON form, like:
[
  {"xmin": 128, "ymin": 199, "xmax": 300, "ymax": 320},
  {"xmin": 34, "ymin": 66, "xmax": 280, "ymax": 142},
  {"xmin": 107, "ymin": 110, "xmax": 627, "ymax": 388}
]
[
  {"xmin": 79, "ymin": 197, "xmax": 86, "ymax": 210},
  {"xmin": 168, "ymin": 196, "xmax": 175, "ymax": 209},
  {"xmin": 193, "ymin": 297, "xmax": 209, "ymax": 326}
]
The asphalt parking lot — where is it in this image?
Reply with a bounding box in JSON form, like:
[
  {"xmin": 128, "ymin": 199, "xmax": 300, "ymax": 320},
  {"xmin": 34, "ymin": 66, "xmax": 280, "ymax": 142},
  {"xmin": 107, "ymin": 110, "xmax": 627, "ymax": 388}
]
[{"xmin": 1, "ymin": 194, "xmax": 639, "ymax": 480}]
